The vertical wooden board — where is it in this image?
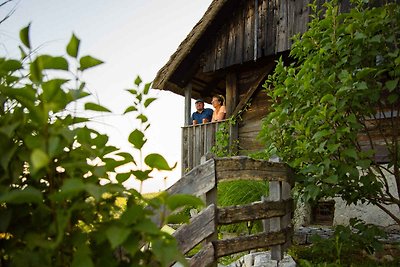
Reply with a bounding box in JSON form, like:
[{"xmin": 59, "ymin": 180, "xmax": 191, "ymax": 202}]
[
  {"xmin": 235, "ymin": 4, "xmax": 245, "ymax": 64},
  {"xmin": 215, "ymin": 29, "xmax": 227, "ymax": 71},
  {"xmin": 221, "ymin": 28, "xmax": 229, "ymax": 70},
  {"xmin": 226, "ymin": 20, "xmax": 237, "ymax": 66},
  {"xmin": 243, "ymin": 1, "xmax": 254, "ymax": 62},
  {"xmin": 203, "ymin": 124, "xmax": 209, "ymax": 157},
  {"xmin": 188, "ymin": 126, "xmax": 194, "ymax": 170},
  {"xmin": 276, "ymin": 0, "xmax": 289, "ymax": 52},
  {"xmin": 257, "ymin": 0, "xmax": 267, "ymax": 57},
  {"xmin": 225, "ymin": 72, "xmax": 238, "ymax": 117},
  {"xmin": 268, "ymin": 181, "xmax": 283, "ymax": 261},
  {"xmin": 182, "ymin": 127, "xmax": 189, "ymax": 175},
  {"xmin": 194, "ymin": 126, "xmax": 202, "ymax": 166},
  {"xmin": 265, "ymin": 0, "xmax": 277, "ymax": 55},
  {"xmin": 206, "ymin": 123, "xmax": 216, "ymax": 156}
]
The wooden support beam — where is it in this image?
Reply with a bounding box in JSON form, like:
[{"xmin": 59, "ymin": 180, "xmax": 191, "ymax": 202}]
[
  {"xmin": 226, "ymin": 72, "xmax": 238, "ymax": 117},
  {"xmin": 231, "ymin": 62, "xmax": 275, "ymax": 117},
  {"xmin": 184, "ymin": 83, "xmax": 192, "ymax": 126}
]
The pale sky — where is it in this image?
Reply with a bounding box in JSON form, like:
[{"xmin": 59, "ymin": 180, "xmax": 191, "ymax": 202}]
[{"xmin": 0, "ymin": 0, "xmax": 213, "ymax": 193}]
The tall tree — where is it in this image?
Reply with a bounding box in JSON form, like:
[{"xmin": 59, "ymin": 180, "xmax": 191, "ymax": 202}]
[{"xmin": 259, "ymin": 0, "xmax": 400, "ymax": 225}]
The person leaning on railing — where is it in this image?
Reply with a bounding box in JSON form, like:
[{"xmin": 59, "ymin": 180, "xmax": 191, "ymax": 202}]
[
  {"xmin": 192, "ymin": 98, "xmax": 213, "ymax": 125},
  {"xmin": 211, "ymin": 94, "xmax": 226, "ymax": 122}
]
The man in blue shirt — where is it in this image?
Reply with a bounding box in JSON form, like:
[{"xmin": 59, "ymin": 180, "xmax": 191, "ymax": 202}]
[{"xmin": 192, "ymin": 99, "xmax": 213, "ymax": 125}]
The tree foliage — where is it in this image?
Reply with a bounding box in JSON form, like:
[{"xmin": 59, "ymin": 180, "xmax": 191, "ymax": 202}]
[
  {"xmin": 259, "ymin": 0, "xmax": 400, "ymax": 225},
  {"xmin": 0, "ymin": 25, "xmax": 201, "ymax": 266}
]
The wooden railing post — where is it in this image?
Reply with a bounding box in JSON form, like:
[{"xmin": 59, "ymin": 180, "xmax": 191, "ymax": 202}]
[
  {"xmin": 205, "ymin": 160, "xmax": 218, "ymax": 267},
  {"xmin": 265, "ymin": 181, "xmax": 283, "ymax": 260},
  {"xmin": 263, "ymin": 180, "xmax": 292, "ymax": 261}
]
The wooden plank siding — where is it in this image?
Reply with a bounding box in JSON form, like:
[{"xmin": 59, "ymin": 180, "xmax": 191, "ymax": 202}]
[
  {"xmin": 238, "ymin": 86, "xmax": 271, "ymax": 154},
  {"xmin": 202, "ymin": 0, "xmax": 310, "ymax": 72}
]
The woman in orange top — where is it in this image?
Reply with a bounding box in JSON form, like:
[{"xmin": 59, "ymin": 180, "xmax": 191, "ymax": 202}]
[{"xmin": 211, "ymin": 95, "xmax": 226, "ymax": 122}]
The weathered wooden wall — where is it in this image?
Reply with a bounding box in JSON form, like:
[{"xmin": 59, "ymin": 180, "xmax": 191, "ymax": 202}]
[
  {"xmin": 200, "ymin": 0, "xmax": 360, "ymax": 72},
  {"xmin": 238, "ymin": 87, "xmax": 270, "ymax": 154},
  {"xmin": 202, "ymin": 0, "xmax": 311, "ymax": 72}
]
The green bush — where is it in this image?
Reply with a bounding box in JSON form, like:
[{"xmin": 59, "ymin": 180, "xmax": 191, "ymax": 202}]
[
  {"xmin": 290, "ymin": 219, "xmax": 388, "ymax": 266},
  {"xmin": 259, "ymin": 0, "xmax": 400, "ymax": 225},
  {"xmin": 0, "ymin": 25, "xmax": 201, "ymax": 267}
]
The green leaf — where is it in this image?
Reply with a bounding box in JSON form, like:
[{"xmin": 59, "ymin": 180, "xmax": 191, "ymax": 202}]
[
  {"xmin": 20, "ymin": 23, "xmax": 31, "ymax": 49},
  {"xmin": 85, "ymin": 184, "xmax": 103, "ymax": 201},
  {"xmin": 66, "ymin": 33, "xmax": 80, "ymax": 58},
  {"xmin": 38, "ymin": 55, "xmax": 68, "ymax": 70},
  {"xmin": 166, "ymin": 194, "xmax": 204, "ymax": 211},
  {"xmin": 0, "ymin": 187, "xmax": 43, "ymax": 204},
  {"xmin": 0, "ymin": 121, "xmax": 21, "ymax": 137},
  {"xmin": 42, "ymin": 79, "xmax": 69, "ymax": 102},
  {"xmin": 30, "ymin": 58, "xmax": 42, "ymax": 82},
  {"xmin": 116, "ymin": 172, "xmax": 131, "ymax": 183},
  {"xmin": 131, "ymin": 170, "xmax": 152, "ymax": 181},
  {"xmin": 357, "ymin": 159, "xmax": 371, "ymax": 169},
  {"xmin": 72, "ymin": 253, "xmax": 94, "ymax": 267},
  {"xmin": 125, "ymin": 89, "xmax": 137, "ymax": 95},
  {"xmin": 134, "ymin": 76, "xmax": 142, "ymax": 86},
  {"xmin": 167, "ymin": 213, "xmax": 190, "ymax": 224},
  {"xmin": 327, "ymin": 143, "xmax": 340, "ymax": 152},
  {"xmin": 137, "ymin": 114, "xmax": 148, "ymax": 123},
  {"xmin": 1, "ymin": 59, "xmax": 22, "ymax": 72},
  {"xmin": 143, "ymin": 82, "xmax": 152, "ymax": 94},
  {"xmin": 106, "ymin": 226, "xmax": 131, "ymax": 249},
  {"xmin": 324, "ymin": 175, "xmax": 338, "ymax": 184},
  {"xmin": 60, "ymin": 179, "xmax": 86, "ymax": 196},
  {"xmin": 342, "ymin": 148, "xmax": 358, "ymax": 159},
  {"xmin": 31, "ymin": 149, "xmax": 49, "ymax": 172},
  {"xmin": 144, "ymin": 97, "xmax": 157, "ymax": 107},
  {"xmin": 123, "ymin": 106, "xmax": 138, "ymax": 114},
  {"xmin": 312, "ymin": 130, "xmax": 331, "ymax": 141},
  {"xmin": 388, "ymin": 93, "xmax": 398, "ymax": 104},
  {"xmin": 128, "ymin": 129, "xmax": 146, "ymax": 149},
  {"xmin": 385, "ymin": 79, "xmax": 398, "ymax": 92},
  {"xmin": 79, "ymin": 55, "xmax": 103, "ymax": 71},
  {"xmin": 145, "ymin": 153, "xmax": 175, "ymax": 171},
  {"xmin": 133, "ymin": 219, "xmax": 160, "ymax": 234},
  {"xmin": 18, "ymin": 45, "xmax": 27, "ymax": 59},
  {"xmin": 320, "ymin": 94, "xmax": 335, "ymax": 104},
  {"xmin": 84, "ymin": 102, "xmax": 111, "ymax": 112}
]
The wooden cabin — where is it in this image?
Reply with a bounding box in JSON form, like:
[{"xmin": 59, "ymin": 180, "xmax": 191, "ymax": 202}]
[
  {"xmin": 153, "ymin": 0, "xmax": 400, "ymax": 230},
  {"xmin": 153, "ymin": 0, "xmax": 357, "ymax": 174},
  {"xmin": 153, "ymin": 0, "xmax": 398, "ymax": 174}
]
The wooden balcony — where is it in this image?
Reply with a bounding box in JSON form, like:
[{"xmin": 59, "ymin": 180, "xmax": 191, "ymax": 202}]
[{"xmin": 181, "ymin": 120, "xmax": 235, "ymax": 174}]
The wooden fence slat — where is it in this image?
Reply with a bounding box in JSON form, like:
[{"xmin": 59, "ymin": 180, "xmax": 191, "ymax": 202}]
[
  {"xmin": 215, "ymin": 156, "xmax": 294, "ymax": 184},
  {"xmin": 188, "ymin": 242, "xmax": 215, "ymax": 267},
  {"xmin": 217, "ymin": 199, "xmax": 293, "ymax": 224},
  {"xmin": 266, "ymin": 181, "xmax": 284, "ymax": 260},
  {"xmin": 173, "ymin": 204, "xmax": 216, "ymax": 254},
  {"xmin": 167, "ymin": 159, "xmax": 215, "ymax": 197},
  {"xmin": 214, "ymin": 227, "xmax": 291, "ymax": 258}
]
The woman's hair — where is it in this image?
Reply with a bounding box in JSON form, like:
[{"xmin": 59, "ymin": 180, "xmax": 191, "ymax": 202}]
[{"xmin": 213, "ymin": 94, "xmax": 225, "ymax": 105}]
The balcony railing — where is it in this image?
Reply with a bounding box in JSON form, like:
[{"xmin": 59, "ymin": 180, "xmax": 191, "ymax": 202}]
[{"xmin": 181, "ymin": 120, "xmax": 228, "ymax": 174}]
